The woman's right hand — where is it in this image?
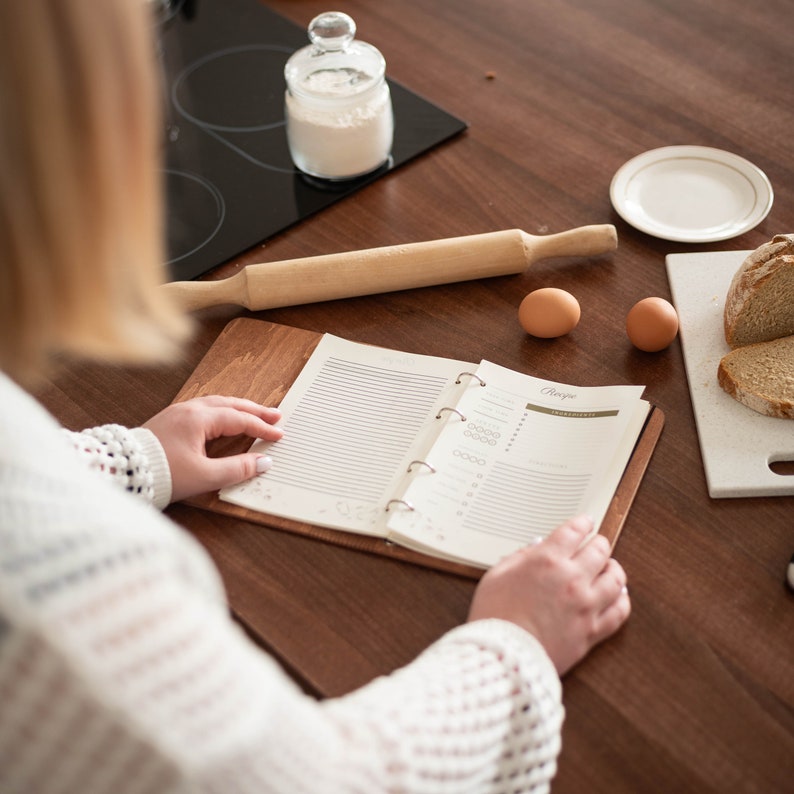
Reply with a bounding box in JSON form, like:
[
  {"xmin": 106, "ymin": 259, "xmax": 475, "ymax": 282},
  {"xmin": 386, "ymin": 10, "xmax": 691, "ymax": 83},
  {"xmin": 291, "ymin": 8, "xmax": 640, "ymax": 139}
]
[{"xmin": 467, "ymin": 514, "xmax": 630, "ymax": 675}]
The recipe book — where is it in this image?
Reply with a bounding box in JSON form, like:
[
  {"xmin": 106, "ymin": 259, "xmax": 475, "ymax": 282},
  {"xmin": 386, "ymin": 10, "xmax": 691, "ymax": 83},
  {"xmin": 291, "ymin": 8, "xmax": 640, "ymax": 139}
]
[{"xmin": 174, "ymin": 318, "xmax": 663, "ymax": 577}]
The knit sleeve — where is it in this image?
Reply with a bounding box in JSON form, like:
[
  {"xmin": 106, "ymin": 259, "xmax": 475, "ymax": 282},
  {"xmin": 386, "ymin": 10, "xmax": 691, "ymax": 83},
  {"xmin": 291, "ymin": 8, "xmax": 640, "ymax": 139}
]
[
  {"xmin": 62, "ymin": 425, "xmax": 172, "ymax": 509},
  {"xmin": 1, "ymin": 608, "xmax": 562, "ymax": 794},
  {"xmin": 319, "ymin": 619, "xmax": 564, "ymax": 793},
  {"xmin": 0, "ymin": 532, "xmax": 564, "ymax": 794}
]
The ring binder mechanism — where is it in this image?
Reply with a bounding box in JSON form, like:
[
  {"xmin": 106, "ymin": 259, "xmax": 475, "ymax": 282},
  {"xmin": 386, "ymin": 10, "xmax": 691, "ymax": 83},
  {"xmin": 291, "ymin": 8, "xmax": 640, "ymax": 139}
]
[
  {"xmin": 385, "ymin": 498, "xmax": 415, "ymax": 512},
  {"xmin": 436, "ymin": 407, "xmax": 466, "ymax": 421},
  {"xmin": 456, "ymin": 371, "xmax": 486, "ymax": 386},
  {"xmin": 407, "ymin": 460, "xmax": 436, "ymax": 473}
]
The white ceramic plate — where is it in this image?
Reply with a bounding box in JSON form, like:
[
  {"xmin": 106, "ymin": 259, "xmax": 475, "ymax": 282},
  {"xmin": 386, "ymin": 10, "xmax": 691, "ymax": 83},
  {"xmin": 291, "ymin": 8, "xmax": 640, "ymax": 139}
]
[{"xmin": 610, "ymin": 146, "xmax": 773, "ymax": 242}]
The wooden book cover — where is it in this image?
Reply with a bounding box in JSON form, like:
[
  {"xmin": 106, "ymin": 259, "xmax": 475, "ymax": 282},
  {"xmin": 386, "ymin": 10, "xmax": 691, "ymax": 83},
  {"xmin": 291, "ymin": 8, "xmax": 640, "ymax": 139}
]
[{"xmin": 172, "ymin": 317, "xmax": 664, "ymax": 578}]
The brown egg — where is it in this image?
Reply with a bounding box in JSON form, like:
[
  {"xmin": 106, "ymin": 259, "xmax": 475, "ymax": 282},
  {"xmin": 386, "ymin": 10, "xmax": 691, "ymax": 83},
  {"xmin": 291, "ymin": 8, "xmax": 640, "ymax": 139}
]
[
  {"xmin": 518, "ymin": 288, "xmax": 581, "ymax": 338},
  {"xmin": 626, "ymin": 297, "xmax": 679, "ymax": 352}
]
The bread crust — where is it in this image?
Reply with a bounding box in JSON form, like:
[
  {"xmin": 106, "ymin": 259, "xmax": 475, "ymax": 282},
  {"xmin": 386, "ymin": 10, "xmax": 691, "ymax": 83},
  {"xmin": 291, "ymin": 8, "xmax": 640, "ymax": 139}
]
[{"xmin": 723, "ymin": 234, "xmax": 794, "ymax": 348}]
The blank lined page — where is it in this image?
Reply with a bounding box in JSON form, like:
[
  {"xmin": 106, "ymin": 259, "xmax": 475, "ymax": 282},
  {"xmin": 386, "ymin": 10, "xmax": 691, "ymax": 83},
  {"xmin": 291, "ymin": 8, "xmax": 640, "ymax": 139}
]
[{"xmin": 220, "ymin": 334, "xmax": 470, "ymax": 535}]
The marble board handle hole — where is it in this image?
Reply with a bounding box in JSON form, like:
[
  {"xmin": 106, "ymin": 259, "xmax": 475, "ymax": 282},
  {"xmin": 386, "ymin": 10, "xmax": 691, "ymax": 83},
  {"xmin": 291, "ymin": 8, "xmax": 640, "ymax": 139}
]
[{"xmin": 768, "ymin": 458, "xmax": 794, "ymax": 477}]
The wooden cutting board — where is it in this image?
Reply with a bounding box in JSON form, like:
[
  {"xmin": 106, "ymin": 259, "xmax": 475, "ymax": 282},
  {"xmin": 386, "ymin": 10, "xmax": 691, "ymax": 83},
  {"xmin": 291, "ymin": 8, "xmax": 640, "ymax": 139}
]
[{"xmin": 666, "ymin": 250, "xmax": 794, "ymax": 498}]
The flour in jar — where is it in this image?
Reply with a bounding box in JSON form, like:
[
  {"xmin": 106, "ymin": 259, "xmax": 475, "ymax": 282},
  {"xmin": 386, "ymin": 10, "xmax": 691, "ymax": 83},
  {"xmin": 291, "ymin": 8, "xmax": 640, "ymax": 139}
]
[{"xmin": 285, "ymin": 82, "xmax": 393, "ymax": 180}]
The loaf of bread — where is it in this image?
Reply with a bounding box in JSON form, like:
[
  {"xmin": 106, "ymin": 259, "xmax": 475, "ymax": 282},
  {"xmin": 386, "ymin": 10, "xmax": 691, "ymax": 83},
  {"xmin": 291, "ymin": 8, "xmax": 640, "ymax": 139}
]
[
  {"xmin": 723, "ymin": 233, "xmax": 794, "ymax": 348},
  {"xmin": 717, "ymin": 335, "xmax": 794, "ymax": 419},
  {"xmin": 718, "ymin": 234, "xmax": 794, "ymax": 417}
]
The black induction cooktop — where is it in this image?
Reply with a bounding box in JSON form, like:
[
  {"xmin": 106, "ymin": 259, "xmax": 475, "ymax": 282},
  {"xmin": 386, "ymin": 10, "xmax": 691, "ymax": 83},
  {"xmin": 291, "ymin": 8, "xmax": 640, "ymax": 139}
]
[{"xmin": 156, "ymin": 0, "xmax": 468, "ymax": 281}]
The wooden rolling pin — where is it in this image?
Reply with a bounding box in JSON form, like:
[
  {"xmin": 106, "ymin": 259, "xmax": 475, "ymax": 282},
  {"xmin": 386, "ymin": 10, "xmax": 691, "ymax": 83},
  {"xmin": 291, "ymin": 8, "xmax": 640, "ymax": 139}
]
[{"xmin": 163, "ymin": 224, "xmax": 617, "ymax": 312}]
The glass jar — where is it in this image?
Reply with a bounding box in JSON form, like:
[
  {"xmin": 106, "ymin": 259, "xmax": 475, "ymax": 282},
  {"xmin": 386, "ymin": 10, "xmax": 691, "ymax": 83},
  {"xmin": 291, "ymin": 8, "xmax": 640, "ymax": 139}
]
[{"xmin": 284, "ymin": 12, "xmax": 394, "ymax": 180}]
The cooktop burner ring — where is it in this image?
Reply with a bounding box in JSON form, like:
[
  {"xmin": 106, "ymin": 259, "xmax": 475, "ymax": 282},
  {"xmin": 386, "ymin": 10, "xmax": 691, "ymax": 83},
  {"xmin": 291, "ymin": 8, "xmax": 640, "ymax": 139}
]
[
  {"xmin": 171, "ymin": 43, "xmax": 294, "ymax": 134},
  {"xmin": 163, "ymin": 168, "xmax": 226, "ymax": 266}
]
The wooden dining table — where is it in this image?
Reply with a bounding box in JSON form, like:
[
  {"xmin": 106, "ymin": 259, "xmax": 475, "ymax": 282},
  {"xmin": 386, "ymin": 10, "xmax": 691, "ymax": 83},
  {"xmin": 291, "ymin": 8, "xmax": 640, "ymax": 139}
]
[{"xmin": 34, "ymin": 0, "xmax": 793, "ymax": 790}]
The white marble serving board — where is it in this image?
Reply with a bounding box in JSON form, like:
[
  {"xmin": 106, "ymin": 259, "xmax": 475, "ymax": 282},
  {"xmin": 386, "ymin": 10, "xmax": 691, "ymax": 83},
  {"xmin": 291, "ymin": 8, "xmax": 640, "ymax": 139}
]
[{"xmin": 666, "ymin": 250, "xmax": 794, "ymax": 498}]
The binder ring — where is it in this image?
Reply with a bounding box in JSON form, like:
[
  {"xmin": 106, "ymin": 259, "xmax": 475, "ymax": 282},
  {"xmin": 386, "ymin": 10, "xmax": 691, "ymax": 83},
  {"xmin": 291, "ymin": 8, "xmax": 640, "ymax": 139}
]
[
  {"xmin": 385, "ymin": 498, "xmax": 414, "ymax": 512},
  {"xmin": 407, "ymin": 460, "xmax": 436, "ymax": 473},
  {"xmin": 456, "ymin": 371, "xmax": 486, "ymax": 387},
  {"xmin": 436, "ymin": 407, "xmax": 466, "ymax": 421}
]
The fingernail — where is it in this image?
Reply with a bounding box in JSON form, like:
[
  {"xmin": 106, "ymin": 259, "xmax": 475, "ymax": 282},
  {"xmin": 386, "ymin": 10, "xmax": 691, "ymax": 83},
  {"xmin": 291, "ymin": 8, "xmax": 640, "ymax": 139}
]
[{"xmin": 256, "ymin": 456, "xmax": 273, "ymax": 473}]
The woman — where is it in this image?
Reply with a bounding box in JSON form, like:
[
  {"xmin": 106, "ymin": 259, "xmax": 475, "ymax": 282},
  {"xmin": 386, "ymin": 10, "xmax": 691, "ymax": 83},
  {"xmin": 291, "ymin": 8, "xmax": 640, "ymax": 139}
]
[{"xmin": 0, "ymin": 2, "xmax": 630, "ymax": 792}]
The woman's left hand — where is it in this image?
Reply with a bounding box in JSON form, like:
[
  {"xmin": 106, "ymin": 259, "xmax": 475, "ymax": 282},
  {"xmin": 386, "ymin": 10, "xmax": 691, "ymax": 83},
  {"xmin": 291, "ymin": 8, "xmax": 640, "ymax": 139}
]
[{"xmin": 143, "ymin": 395, "xmax": 283, "ymax": 503}]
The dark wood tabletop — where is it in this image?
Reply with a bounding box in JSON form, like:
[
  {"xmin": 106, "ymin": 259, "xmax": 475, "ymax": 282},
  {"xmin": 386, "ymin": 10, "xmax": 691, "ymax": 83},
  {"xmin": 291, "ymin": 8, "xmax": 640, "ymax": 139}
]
[{"xmin": 34, "ymin": 0, "xmax": 794, "ymax": 791}]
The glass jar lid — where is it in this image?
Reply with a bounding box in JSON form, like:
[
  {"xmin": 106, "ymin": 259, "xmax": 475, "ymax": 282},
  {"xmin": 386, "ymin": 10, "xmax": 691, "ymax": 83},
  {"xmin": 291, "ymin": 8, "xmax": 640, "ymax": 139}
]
[{"xmin": 284, "ymin": 12, "xmax": 386, "ymax": 100}]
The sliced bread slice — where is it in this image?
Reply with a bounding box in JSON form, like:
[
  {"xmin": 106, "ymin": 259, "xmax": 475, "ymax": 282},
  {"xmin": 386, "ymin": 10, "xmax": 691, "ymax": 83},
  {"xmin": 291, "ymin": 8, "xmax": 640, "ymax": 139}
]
[
  {"xmin": 717, "ymin": 335, "xmax": 794, "ymax": 418},
  {"xmin": 723, "ymin": 234, "xmax": 794, "ymax": 348}
]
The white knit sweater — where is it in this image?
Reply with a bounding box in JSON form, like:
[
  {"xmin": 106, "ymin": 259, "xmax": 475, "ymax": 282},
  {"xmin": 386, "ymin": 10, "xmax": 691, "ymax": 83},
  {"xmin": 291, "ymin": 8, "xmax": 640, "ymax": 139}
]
[{"xmin": 0, "ymin": 371, "xmax": 564, "ymax": 794}]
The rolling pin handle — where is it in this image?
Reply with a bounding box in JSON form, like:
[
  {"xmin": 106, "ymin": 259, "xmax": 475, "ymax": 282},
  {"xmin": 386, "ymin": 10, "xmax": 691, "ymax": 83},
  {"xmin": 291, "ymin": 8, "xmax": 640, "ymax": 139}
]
[
  {"xmin": 161, "ymin": 269, "xmax": 248, "ymax": 312},
  {"xmin": 521, "ymin": 224, "xmax": 617, "ymax": 261}
]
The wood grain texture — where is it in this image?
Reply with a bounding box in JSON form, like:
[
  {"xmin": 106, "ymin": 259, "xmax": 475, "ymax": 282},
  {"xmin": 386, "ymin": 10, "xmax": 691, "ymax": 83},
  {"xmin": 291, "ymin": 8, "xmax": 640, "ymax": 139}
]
[{"xmin": 32, "ymin": 0, "xmax": 794, "ymax": 791}]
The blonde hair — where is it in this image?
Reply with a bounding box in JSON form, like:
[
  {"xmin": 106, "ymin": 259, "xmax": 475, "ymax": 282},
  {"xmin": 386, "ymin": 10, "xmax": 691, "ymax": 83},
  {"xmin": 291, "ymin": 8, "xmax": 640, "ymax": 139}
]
[{"xmin": 0, "ymin": 0, "xmax": 191, "ymax": 383}]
